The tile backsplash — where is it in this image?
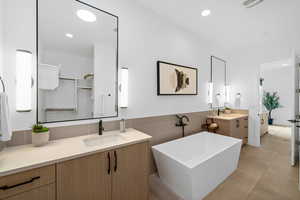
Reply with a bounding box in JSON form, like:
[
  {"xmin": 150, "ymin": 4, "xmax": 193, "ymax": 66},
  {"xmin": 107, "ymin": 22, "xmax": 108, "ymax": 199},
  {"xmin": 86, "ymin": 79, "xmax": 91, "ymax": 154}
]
[{"xmin": 5, "ymin": 111, "xmax": 212, "ymax": 147}]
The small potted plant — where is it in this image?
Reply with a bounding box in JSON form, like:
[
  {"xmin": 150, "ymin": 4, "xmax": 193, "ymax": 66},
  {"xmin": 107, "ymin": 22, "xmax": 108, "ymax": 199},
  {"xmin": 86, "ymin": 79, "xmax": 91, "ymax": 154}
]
[
  {"xmin": 263, "ymin": 91, "xmax": 282, "ymax": 125},
  {"xmin": 32, "ymin": 124, "xmax": 50, "ymax": 147},
  {"xmin": 224, "ymin": 107, "xmax": 232, "ymax": 114}
]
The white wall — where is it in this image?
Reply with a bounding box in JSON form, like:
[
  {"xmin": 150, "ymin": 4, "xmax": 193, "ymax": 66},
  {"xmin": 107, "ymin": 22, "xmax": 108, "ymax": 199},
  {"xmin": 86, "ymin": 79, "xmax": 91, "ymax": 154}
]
[
  {"xmin": 261, "ymin": 60, "xmax": 294, "ymax": 126},
  {"xmin": 0, "ymin": 0, "xmax": 4, "ymax": 77},
  {"xmin": 227, "ymin": 44, "xmax": 295, "ymax": 146},
  {"xmin": 2, "ymin": 0, "xmax": 224, "ymax": 130},
  {"xmin": 2, "ymin": 0, "xmax": 36, "ymax": 131}
]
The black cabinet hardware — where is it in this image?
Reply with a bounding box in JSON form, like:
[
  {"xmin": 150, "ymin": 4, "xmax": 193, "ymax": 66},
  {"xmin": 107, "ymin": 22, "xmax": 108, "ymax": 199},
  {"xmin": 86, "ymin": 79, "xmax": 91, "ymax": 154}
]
[
  {"xmin": 114, "ymin": 151, "xmax": 118, "ymax": 172},
  {"xmin": 0, "ymin": 176, "xmax": 40, "ymax": 190},
  {"xmin": 288, "ymin": 120, "xmax": 300, "ymax": 123},
  {"xmin": 107, "ymin": 152, "xmax": 111, "ymax": 174},
  {"xmin": 236, "ymin": 120, "xmax": 240, "ymax": 128}
]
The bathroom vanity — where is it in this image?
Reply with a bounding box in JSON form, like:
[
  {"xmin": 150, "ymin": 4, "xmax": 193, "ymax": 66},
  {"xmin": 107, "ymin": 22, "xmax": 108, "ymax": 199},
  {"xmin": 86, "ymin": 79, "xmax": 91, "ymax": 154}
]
[
  {"xmin": 260, "ymin": 112, "xmax": 269, "ymax": 136},
  {"xmin": 0, "ymin": 129, "xmax": 151, "ymax": 200},
  {"xmin": 207, "ymin": 114, "xmax": 249, "ymax": 145}
]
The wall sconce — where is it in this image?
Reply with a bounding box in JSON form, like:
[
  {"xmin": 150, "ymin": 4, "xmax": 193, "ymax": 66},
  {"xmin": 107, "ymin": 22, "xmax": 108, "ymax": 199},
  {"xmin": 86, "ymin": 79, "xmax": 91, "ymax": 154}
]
[
  {"xmin": 225, "ymin": 85, "xmax": 230, "ymax": 103},
  {"xmin": 120, "ymin": 67, "xmax": 128, "ymax": 108},
  {"xmin": 16, "ymin": 49, "xmax": 33, "ymax": 112},
  {"xmin": 208, "ymin": 82, "xmax": 213, "ymax": 104},
  {"xmin": 236, "ymin": 93, "xmax": 241, "ymax": 99},
  {"xmin": 216, "ymin": 93, "xmax": 221, "ymax": 107}
]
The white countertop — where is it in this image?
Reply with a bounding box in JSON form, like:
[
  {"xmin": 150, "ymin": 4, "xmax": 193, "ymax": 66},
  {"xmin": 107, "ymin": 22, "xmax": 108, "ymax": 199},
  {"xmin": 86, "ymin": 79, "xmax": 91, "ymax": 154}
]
[
  {"xmin": 207, "ymin": 113, "xmax": 248, "ymax": 120},
  {"xmin": 0, "ymin": 128, "xmax": 152, "ymax": 177}
]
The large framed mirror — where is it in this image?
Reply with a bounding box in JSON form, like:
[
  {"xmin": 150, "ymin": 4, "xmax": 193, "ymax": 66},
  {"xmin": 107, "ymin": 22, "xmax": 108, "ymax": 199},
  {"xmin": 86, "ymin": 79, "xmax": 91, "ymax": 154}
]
[
  {"xmin": 210, "ymin": 56, "xmax": 227, "ymax": 108},
  {"xmin": 37, "ymin": 0, "xmax": 118, "ymax": 123}
]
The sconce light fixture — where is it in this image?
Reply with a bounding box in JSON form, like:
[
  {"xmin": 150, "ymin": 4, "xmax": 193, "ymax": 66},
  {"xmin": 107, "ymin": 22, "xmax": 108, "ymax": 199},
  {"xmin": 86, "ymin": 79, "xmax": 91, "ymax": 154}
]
[
  {"xmin": 225, "ymin": 85, "xmax": 230, "ymax": 103},
  {"xmin": 216, "ymin": 93, "xmax": 222, "ymax": 107},
  {"xmin": 236, "ymin": 93, "xmax": 242, "ymax": 99},
  {"xmin": 16, "ymin": 49, "xmax": 33, "ymax": 112},
  {"xmin": 120, "ymin": 67, "xmax": 128, "ymax": 108},
  {"xmin": 208, "ymin": 82, "xmax": 213, "ymax": 104}
]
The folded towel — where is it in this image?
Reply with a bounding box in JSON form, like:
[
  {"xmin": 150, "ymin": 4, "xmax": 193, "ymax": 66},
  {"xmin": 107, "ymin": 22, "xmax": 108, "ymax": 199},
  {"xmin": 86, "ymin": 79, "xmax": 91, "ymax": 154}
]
[
  {"xmin": 0, "ymin": 92, "xmax": 12, "ymax": 141},
  {"xmin": 39, "ymin": 64, "xmax": 60, "ymax": 90}
]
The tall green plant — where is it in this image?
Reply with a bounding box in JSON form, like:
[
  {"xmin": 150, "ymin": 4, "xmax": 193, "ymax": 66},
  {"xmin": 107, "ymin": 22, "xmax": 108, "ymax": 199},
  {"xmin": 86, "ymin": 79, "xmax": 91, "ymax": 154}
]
[{"xmin": 263, "ymin": 91, "xmax": 282, "ymax": 121}]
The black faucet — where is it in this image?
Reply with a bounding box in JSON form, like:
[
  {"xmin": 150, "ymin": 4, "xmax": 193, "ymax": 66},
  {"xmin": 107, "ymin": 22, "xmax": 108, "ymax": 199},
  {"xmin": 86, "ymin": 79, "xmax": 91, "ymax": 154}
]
[
  {"xmin": 175, "ymin": 115, "xmax": 190, "ymax": 137},
  {"xmin": 99, "ymin": 120, "xmax": 104, "ymax": 135}
]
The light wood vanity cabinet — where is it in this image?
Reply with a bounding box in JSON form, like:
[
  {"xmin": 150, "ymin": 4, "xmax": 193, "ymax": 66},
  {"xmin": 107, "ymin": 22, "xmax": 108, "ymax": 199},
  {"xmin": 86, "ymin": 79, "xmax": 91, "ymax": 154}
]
[
  {"xmin": 112, "ymin": 142, "xmax": 149, "ymax": 200},
  {"xmin": 260, "ymin": 113, "xmax": 268, "ymax": 136},
  {"xmin": 0, "ymin": 165, "xmax": 55, "ymax": 200},
  {"xmin": 3, "ymin": 184, "xmax": 55, "ymax": 200},
  {"xmin": 57, "ymin": 142, "xmax": 149, "ymax": 200},
  {"xmin": 214, "ymin": 116, "xmax": 249, "ymax": 145},
  {"xmin": 57, "ymin": 151, "xmax": 112, "ymax": 200},
  {"xmin": 0, "ymin": 142, "xmax": 149, "ymax": 200}
]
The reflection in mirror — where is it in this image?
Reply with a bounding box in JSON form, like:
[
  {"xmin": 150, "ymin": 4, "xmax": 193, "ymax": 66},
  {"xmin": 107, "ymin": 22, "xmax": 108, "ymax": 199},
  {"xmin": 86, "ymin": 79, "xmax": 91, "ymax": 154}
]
[
  {"xmin": 211, "ymin": 56, "xmax": 226, "ymax": 108},
  {"xmin": 37, "ymin": 0, "xmax": 118, "ymax": 123}
]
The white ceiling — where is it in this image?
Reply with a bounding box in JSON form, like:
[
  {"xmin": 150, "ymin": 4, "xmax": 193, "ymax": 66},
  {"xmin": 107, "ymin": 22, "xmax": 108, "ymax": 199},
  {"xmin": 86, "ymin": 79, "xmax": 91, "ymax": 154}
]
[
  {"xmin": 39, "ymin": 0, "xmax": 117, "ymax": 57},
  {"xmin": 137, "ymin": 0, "xmax": 300, "ymax": 51}
]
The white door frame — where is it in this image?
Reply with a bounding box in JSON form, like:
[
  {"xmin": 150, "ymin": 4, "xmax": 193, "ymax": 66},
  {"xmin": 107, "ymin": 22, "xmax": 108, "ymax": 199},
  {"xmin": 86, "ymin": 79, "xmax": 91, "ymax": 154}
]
[{"xmin": 291, "ymin": 52, "xmax": 299, "ymax": 166}]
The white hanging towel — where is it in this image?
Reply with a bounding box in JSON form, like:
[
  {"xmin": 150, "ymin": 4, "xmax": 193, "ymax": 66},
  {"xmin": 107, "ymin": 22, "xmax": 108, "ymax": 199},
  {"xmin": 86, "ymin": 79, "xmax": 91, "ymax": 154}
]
[
  {"xmin": 39, "ymin": 63, "xmax": 60, "ymax": 90},
  {"xmin": 0, "ymin": 92, "xmax": 12, "ymax": 141}
]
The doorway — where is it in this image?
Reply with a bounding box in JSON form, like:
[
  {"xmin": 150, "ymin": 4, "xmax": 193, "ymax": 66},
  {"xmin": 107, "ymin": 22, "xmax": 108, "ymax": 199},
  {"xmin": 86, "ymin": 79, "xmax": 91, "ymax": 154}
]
[
  {"xmin": 259, "ymin": 59, "xmax": 293, "ymax": 143},
  {"xmin": 257, "ymin": 54, "xmax": 300, "ymax": 190}
]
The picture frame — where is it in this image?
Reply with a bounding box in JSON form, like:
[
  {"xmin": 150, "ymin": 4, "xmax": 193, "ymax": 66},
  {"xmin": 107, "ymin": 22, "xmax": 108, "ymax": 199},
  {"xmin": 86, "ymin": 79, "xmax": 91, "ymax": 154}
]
[{"xmin": 157, "ymin": 61, "xmax": 198, "ymax": 95}]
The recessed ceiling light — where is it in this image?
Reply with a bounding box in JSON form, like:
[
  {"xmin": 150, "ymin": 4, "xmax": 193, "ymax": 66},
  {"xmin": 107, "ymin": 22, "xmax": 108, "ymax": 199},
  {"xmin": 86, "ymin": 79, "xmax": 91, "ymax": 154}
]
[
  {"xmin": 282, "ymin": 63, "xmax": 289, "ymax": 67},
  {"xmin": 65, "ymin": 33, "xmax": 73, "ymax": 38},
  {"xmin": 201, "ymin": 9, "xmax": 211, "ymax": 17},
  {"xmin": 77, "ymin": 9, "xmax": 96, "ymax": 22}
]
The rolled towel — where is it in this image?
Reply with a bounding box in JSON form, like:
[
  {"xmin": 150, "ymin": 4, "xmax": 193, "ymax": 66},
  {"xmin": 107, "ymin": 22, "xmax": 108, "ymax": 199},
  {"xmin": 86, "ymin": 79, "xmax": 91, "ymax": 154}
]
[{"xmin": 0, "ymin": 92, "xmax": 12, "ymax": 141}]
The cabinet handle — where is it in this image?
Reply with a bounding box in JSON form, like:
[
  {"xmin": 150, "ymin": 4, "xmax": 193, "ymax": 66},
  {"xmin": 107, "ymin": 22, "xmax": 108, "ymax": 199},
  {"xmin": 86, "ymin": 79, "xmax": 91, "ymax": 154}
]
[
  {"xmin": 0, "ymin": 176, "xmax": 40, "ymax": 190},
  {"xmin": 236, "ymin": 120, "xmax": 240, "ymax": 128},
  {"xmin": 107, "ymin": 152, "xmax": 111, "ymax": 174},
  {"xmin": 114, "ymin": 151, "xmax": 118, "ymax": 172}
]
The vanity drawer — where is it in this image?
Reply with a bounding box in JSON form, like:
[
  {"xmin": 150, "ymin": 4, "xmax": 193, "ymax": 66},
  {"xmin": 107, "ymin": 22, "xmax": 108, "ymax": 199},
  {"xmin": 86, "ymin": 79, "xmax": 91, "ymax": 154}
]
[{"xmin": 0, "ymin": 165, "xmax": 55, "ymax": 199}]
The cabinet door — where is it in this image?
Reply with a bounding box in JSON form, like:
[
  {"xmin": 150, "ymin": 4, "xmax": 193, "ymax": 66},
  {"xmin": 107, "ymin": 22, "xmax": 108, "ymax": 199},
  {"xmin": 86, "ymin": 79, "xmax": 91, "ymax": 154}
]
[
  {"xmin": 230, "ymin": 119, "xmax": 243, "ymax": 139},
  {"xmin": 4, "ymin": 184, "xmax": 55, "ymax": 200},
  {"xmin": 57, "ymin": 152, "xmax": 111, "ymax": 200},
  {"xmin": 112, "ymin": 142, "xmax": 149, "ymax": 200}
]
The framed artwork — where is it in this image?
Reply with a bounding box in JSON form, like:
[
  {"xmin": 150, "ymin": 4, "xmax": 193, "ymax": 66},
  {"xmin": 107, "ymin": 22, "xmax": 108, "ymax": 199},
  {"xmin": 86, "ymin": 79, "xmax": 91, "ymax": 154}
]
[{"xmin": 157, "ymin": 61, "xmax": 198, "ymax": 95}]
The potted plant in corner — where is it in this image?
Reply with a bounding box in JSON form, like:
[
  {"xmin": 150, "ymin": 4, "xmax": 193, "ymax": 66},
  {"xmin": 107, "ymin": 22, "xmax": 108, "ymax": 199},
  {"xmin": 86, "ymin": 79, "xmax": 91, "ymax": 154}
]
[
  {"xmin": 32, "ymin": 124, "xmax": 50, "ymax": 147},
  {"xmin": 263, "ymin": 91, "xmax": 282, "ymax": 125}
]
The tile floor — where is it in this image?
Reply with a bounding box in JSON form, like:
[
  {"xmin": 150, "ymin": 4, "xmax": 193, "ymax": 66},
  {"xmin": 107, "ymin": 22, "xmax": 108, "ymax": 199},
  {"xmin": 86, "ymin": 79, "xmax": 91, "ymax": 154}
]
[
  {"xmin": 150, "ymin": 131, "xmax": 300, "ymax": 200},
  {"xmin": 268, "ymin": 125, "xmax": 292, "ymax": 141}
]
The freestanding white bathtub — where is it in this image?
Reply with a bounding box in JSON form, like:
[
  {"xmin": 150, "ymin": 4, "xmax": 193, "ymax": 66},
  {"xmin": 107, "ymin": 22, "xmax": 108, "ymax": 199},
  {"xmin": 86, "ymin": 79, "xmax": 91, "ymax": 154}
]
[{"xmin": 152, "ymin": 132, "xmax": 242, "ymax": 200}]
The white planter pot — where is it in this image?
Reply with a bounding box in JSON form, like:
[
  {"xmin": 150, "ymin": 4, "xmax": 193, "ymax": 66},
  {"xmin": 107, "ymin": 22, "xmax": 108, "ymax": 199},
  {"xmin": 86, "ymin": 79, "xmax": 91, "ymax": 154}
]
[
  {"xmin": 224, "ymin": 109, "xmax": 232, "ymax": 114},
  {"xmin": 32, "ymin": 131, "xmax": 50, "ymax": 147}
]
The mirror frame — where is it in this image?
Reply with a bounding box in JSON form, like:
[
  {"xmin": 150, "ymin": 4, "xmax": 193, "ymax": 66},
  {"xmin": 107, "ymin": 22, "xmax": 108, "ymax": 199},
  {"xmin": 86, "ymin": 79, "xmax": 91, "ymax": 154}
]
[
  {"xmin": 36, "ymin": 0, "xmax": 119, "ymax": 124},
  {"xmin": 210, "ymin": 55, "xmax": 227, "ymax": 108}
]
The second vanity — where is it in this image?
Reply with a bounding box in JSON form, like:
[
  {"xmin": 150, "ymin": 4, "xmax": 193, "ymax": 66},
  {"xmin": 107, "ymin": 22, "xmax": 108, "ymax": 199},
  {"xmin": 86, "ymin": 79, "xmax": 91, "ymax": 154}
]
[
  {"xmin": 0, "ymin": 129, "xmax": 152, "ymax": 200},
  {"xmin": 207, "ymin": 113, "xmax": 249, "ymax": 145}
]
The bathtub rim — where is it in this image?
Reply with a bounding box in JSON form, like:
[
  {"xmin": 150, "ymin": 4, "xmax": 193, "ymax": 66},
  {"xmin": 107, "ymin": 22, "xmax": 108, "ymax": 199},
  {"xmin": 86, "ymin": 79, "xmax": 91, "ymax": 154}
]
[{"xmin": 152, "ymin": 132, "xmax": 242, "ymax": 169}]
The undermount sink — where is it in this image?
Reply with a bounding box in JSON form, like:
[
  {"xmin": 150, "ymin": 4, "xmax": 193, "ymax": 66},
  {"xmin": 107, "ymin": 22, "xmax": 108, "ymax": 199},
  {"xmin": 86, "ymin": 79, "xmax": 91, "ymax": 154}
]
[{"xmin": 83, "ymin": 134, "xmax": 126, "ymax": 147}]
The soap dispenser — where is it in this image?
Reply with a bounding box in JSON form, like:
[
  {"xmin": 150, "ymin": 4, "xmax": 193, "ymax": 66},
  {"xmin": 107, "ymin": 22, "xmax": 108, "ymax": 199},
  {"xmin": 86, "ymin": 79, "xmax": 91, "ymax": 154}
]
[{"xmin": 120, "ymin": 119, "xmax": 126, "ymax": 132}]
